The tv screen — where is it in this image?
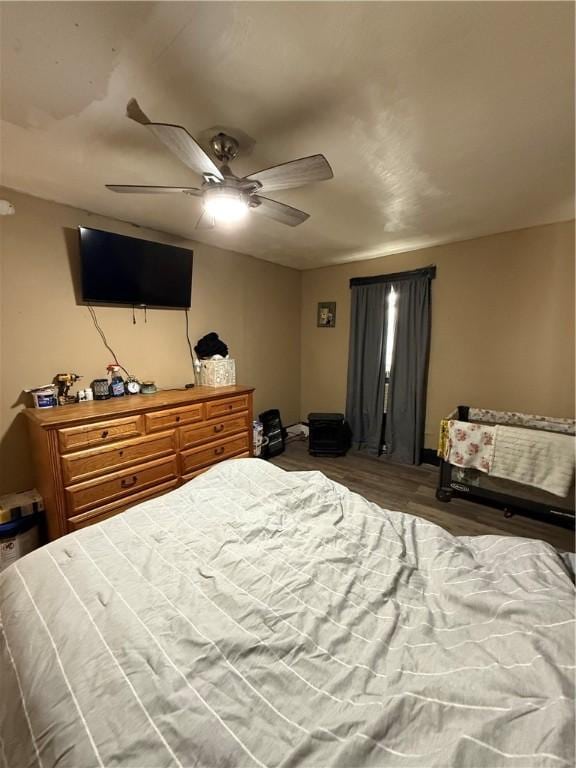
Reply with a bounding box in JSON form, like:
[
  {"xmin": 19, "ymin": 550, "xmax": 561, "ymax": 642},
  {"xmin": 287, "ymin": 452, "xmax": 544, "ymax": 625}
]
[{"xmin": 79, "ymin": 227, "xmax": 193, "ymax": 308}]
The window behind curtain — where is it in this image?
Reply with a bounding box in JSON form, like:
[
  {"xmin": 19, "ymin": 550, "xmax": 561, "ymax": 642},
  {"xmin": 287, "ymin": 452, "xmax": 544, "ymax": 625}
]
[
  {"xmin": 383, "ymin": 287, "xmax": 398, "ymax": 414},
  {"xmin": 385, "ymin": 287, "xmax": 398, "ymax": 376}
]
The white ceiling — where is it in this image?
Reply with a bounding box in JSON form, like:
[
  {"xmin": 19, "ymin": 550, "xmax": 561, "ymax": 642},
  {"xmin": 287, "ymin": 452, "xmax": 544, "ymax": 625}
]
[{"xmin": 1, "ymin": 1, "xmax": 574, "ymax": 270}]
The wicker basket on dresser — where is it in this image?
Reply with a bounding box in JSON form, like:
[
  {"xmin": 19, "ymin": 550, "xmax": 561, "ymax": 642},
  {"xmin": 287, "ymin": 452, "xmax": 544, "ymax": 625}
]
[{"xmin": 25, "ymin": 385, "xmax": 254, "ymax": 540}]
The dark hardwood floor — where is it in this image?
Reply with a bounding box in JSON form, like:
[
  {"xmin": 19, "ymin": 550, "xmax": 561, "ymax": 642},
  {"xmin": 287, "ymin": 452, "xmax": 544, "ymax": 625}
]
[{"xmin": 271, "ymin": 440, "xmax": 575, "ymax": 551}]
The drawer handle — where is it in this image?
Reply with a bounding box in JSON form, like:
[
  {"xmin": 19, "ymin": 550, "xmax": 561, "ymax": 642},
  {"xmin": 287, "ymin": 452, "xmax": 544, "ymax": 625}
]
[
  {"xmin": 175, "ymin": 416, "xmax": 181, "ymax": 422},
  {"xmin": 214, "ymin": 424, "xmax": 224, "ymax": 433},
  {"xmin": 118, "ymin": 450, "xmax": 124, "ymax": 457},
  {"xmin": 121, "ymin": 475, "xmax": 138, "ymax": 488},
  {"xmin": 214, "ymin": 446, "xmax": 226, "ymax": 456},
  {"xmin": 101, "ymin": 430, "xmax": 109, "ymax": 439},
  {"xmin": 227, "ymin": 404, "xmax": 233, "ymax": 410}
]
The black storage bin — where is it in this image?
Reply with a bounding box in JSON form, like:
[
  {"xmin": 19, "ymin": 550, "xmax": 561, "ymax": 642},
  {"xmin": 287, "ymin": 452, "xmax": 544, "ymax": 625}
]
[
  {"xmin": 308, "ymin": 413, "xmax": 351, "ymax": 456},
  {"xmin": 259, "ymin": 409, "xmax": 285, "ymax": 458}
]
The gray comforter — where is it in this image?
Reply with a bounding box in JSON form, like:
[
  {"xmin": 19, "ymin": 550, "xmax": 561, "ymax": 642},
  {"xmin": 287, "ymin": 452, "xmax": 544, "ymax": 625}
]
[{"xmin": 0, "ymin": 458, "xmax": 574, "ymax": 767}]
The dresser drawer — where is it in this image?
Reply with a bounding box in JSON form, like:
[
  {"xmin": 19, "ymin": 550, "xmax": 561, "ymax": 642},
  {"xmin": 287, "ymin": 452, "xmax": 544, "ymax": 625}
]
[
  {"xmin": 205, "ymin": 395, "xmax": 249, "ymax": 420},
  {"xmin": 65, "ymin": 456, "xmax": 178, "ymax": 515},
  {"xmin": 61, "ymin": 431, "xmax": 176, "ymax": 485},
  {"xmin": 58, "ymin": 415, "xmax": 144, "ymax": 453},
  {"xmin": 68, "ymin": 479, "xmax": 179, "ymax": 531},
  {"xmin": 181, "ymin": 433, "xmax": 250, "ymax": 474},
  {"xmin": 181, "ymin": 453, "xmax": 250, "ymax": 483},
  {"xmin": 179, "ymin": 413, "xmax": 249, "ymax": 450},
  {"xmin": 145, "ymin": 403, "xmax": 204, "ymax": 433}
]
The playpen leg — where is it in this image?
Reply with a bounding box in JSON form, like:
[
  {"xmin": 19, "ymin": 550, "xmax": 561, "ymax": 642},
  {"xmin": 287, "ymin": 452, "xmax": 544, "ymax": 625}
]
[{"xmin": 436, "ymin": 459, "xmax": 453, "ymax": 503}]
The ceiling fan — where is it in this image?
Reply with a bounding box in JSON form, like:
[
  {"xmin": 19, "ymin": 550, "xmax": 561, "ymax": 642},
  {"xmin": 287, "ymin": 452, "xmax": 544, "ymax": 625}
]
[{"xmin": 106, "ymin": 99, "xmax": 333, "ymax": 228}]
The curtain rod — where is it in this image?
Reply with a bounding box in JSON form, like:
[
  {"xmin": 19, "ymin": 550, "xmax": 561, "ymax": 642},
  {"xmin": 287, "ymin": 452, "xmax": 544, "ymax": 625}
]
[{"xmin": 349, "ymin": 265, "xmax": 436, "ymax": 287}]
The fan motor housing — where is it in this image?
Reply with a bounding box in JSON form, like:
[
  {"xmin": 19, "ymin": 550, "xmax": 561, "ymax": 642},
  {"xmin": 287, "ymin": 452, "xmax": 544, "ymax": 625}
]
[{"xmin": 210, "ymin": 133, "xmax": 240, "ymax": 163}]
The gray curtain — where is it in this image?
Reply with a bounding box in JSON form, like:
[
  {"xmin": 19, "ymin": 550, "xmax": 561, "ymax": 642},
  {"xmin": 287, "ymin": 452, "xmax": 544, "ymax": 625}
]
[
  {"xmin": 384, "ymin": 275, "xmax": 431, "ymax": 464},
  {"xmin": 345, "ymin": 283, "xmax": 390, "ymax": 454}
]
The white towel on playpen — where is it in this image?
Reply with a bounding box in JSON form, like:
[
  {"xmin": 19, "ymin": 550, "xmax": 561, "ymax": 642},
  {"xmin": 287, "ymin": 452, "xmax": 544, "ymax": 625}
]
[{"xmin": 491, "ymin": 425, "xmax": 575, "ymax": 497}]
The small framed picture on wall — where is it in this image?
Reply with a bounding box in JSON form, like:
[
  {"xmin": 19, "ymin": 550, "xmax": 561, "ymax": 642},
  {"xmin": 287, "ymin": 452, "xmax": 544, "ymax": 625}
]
[{"xmin": 317, "ymin": 301, "xmax": 336, "ymax": 328}]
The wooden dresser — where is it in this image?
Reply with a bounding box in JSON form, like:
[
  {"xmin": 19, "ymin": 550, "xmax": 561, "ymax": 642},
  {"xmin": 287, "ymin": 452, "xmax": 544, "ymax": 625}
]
[{"xmin": 25, "ymin": 385, "xmax": 254, "ymax": 540}]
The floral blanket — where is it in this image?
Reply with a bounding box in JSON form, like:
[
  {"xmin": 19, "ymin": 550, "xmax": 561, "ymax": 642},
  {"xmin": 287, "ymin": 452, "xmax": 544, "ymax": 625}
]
[
  {"xmin": 469, "ymin": 408, "xmax": 575, "ymax": 435},
  {"xmin": 440, "ymin": 420, "xmax": 495, "ymax": 473}
]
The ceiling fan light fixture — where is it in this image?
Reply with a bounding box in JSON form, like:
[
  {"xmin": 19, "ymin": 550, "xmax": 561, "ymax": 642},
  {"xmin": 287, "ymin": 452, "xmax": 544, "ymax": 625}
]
[
  {"xmin": 203, "ymin": 187, "xmax": 248, "ymax": 223},
  {"xmin": 108, "ymin": 101, "xmax": 333, "ymax": 229}
]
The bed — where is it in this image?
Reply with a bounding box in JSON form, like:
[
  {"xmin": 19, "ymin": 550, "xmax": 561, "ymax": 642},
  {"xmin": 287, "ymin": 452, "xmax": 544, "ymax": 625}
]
[{"xmin": 1, "ymin": 458, "xmax": 574, "ymax": 767}]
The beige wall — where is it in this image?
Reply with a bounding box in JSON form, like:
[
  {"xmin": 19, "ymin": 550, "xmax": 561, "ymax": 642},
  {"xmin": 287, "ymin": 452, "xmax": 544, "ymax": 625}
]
[
  {"xmin": 1, "ymin": 189, "xmax": 573, "ymax": 494},
  {"xmin": 0, "ymin": 188, "xmax": 301, "ymax": 493},
  {"xmin": 301, "ymin": 221, "xmax": 575, "ymax": 449}
]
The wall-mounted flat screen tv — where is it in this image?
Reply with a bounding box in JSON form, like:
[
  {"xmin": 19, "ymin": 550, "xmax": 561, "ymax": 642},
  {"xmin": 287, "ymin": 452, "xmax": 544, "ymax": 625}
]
[{"xmin": 79, "ymin": 227, "xmax": 193, "ymax": 308}]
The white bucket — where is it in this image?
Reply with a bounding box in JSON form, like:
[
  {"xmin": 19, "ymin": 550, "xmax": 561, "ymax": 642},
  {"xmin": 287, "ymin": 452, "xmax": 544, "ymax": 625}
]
[
  {"xmin": 0, "ymin": 516, "xmax": 40, "ymax": 573},
  {"xmin": 252, "ymin": 421, "xmax": 269, "ymax": 457},
  {"xmin": 30, "ymin": 387, "xmax": 57, "ymax": 408}
]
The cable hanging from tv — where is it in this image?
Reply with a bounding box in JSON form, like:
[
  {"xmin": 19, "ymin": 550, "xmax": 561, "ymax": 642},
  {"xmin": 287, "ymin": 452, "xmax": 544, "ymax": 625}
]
[{"xmin": 87, "ymin": 305, "xmax": 132, "ymax": 379}]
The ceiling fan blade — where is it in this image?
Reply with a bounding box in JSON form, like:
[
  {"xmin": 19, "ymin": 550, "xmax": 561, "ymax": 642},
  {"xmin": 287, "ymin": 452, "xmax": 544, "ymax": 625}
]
[
  {"xmin": 195, "ymin": 210, "xmax": 215, "ymax": 230},
  {"xmin": 245, "ymin": 154, "xmax": 333, "ymax": 193},
  {"xmin": 148, "ymin": 124, "xmax": 224, "ymax": 180},
  {"xmin": 251, "ymin": 196, "xmax": 309, "ymax": 227},
  {"xmin": 126, "ymin": 98, "xmax": 150, "ymax": 125},
  {"xmin": 106, "ymin": 185, "xmax": 203, "ymax": 195},
  {"xmin": 126, "ymin": 99, "xmax": 223, "ymax": 181}
]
